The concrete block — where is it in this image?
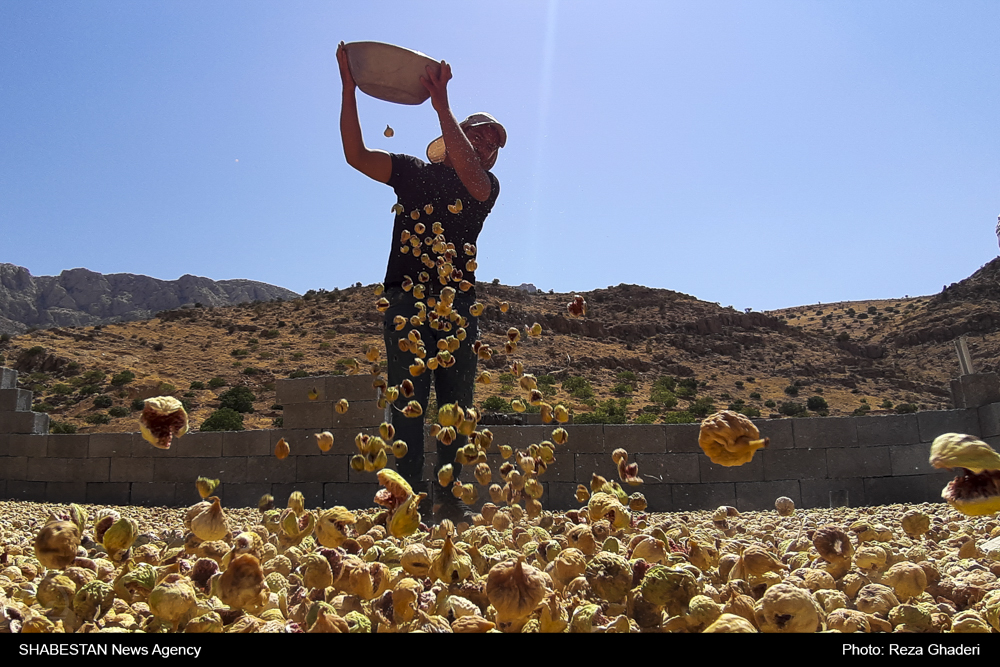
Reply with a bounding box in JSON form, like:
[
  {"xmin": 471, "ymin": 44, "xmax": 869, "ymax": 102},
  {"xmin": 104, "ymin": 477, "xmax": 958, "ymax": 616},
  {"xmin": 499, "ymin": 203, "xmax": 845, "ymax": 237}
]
[
  {"xmin": 639, "ymin": 484, "xmax": 674, "ymax": 513},
  {"xmin": 0, "ymin": 434, "xmax": 7, "ymax": 456},
  {"xmin": 167, "ymin": 431, "xmax": 224, "ymax": 457},
  {"xmin": 486, "ymin": 425, "xmax": 549, "ymax": 451},
  {"xmin": 285, "ymin": 401, "xmax": 382, "ymax": 430},
  {"xmin": 559, "ymin": 425, "xmax": 605, "ymax": 454},
  {"xmin": 890, "ymin": 444, "xmax": 937, "ymax": 476},
  {"xmin": 542, "ymin": 449, "xmax": 581, "ymax": 481},
  {"xmin": 978, "ymin": 403, "xmax": 1000, "ymax": 438},
  {"xmin": 223, "ymin": 430, "xmax": 271, "ymax": 457},
  {"xmin": 604, "ymin": 425, "xmax": 666, "ymax": 454},
  {"xmin": 574, "ymin": 453, "xmax": 619, "ymax": 486},
  {"xmin": 271, "ymin": 482, "xmax": 323, "ymax": 509},
  {"xmin": 86, "ymin": 483, "xmax": 132, "ymax": 506},
  {"xmin": 152, "ymin": 457, "xmax": 247, "ymax": 484},
  {"xmin": 863, "ymin": 474, "xmax": 941, "ymax": 506},
  {"xmin": 218, "ymin": 483, "xmax": 272, "ymax": 509},
  {"xmin": 0, "ymin": 367, "xmax": 17, "ymax": 389},
  {"xmin": 827, "ymin": 446, "xmax": 891, "ymax": 479},
  {"xmin": 856, "ymin": 414, "xmax": 920, "ymax": 446},
  {"xmin": 917, "ymin": 409, "xmax": 980, "ymax": 442},
  {"xmin": 6, "ymin": 481, "xmax": 45, "ymax": 501},
  {"xmin": 47, "ymin": 434, "xmax": 91, "ymax": 458},
  {"xmin": 0, "ymin": 388, "xmax": 31, "ymax": 412},
  {"xmin": 763, "ymin": 449, "xmax": 828, "ymax": 480},
  {"xmin": 131, "ymin": 483, "xmax": 179, "ymax": 507},
  {"xmin": 951, "ymin": 373, "xmax": 1000, "ymax": 409},
  {"xmin": 547, "ymin": 482, "xmax": 580, "ymax": 511},
  {"xmin": 0, "ymin": 411, "xmax": 48, "ymax": 434},
  {"xmin": 0, "ymin": 479, "xmax": 5, "ymax": 498},
  {"xmin": 326, "ymin": 374, "xmax": 380, "ymax": 402},
  {"xmin": 756, "ymin": 418, "xmax": 795, "ymax": 450},
  {"xmin": 283, "ymin": 402, "xmax": 334, "ymax": 429},
  {"xmin": 276, "ymin": 376, "xmax": 330, "ymax": 405},
  {"xmin": 2, "ymin": 457, "xmax": 27, "ymax": 480},
  {"xmin": 268, "ymin": 429, "xmax": 317, "ymax": 456},
  {"xmin": 90, "ymin": 432, "xmax": 136, "ymax": 457},
  {"xmin": 247, "ymin": 456, "xmax": 296, "ymax": 484},
  {"xmin": 8, "ymin": 434, "xmax": 46, "ymax": 457},
  {"xmin": 633, "ymin": 452, "xmax": 700, "ymax": 484},
  {"xmin": 791, "ymin": 416, "xmax": 857, "ymax": 449},
  {"xmin": 27, "ymin": 457, "xmax": 109, "ymax": 483},
  {"xmin": 799, "ymin": 478, "xmax": 866, "ymax": 509},
  {"xmin": 699, "ymin": 454, "xmax": 764, "ymax": 483},
  {"xmin": 324, "ymin": 482, "xmax": 380, "ymax": 511},
  {"xmin": 111, "ymin": 458, "xmax": 156, "ymax": 483},
  {"xmin": 663, "ymin": 423, "xmax": 702, "ymax": 453},
  {"xmin": 296, "ymin": 455, "xmax": 350, "ymax": 483},
  {"xmin": 735, "ymin": 480, "xmax": 801, "ymax": 513},
  {"xmin": 670, "ymin": 483, "xmax": 736, "ymax": 511}
]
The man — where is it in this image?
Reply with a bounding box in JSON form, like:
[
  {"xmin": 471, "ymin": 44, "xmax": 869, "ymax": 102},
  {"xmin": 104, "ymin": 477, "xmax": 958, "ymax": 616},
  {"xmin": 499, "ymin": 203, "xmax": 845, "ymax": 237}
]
[{"xmin": 337, "ymin": 42, "xmax": 506, "ymax": 522}]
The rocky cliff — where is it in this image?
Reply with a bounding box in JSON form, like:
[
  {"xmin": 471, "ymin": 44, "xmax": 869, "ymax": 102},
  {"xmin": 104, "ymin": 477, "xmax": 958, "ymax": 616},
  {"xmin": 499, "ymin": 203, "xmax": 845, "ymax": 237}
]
[{"xmin": 0, "ymin": 263, "xmax": 299, "ymax": 334}]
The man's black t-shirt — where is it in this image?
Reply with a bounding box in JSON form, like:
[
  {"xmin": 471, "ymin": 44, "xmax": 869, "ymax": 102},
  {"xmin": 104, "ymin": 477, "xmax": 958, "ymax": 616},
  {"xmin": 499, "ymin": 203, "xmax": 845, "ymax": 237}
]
[{"xmin": 383, "ymin": 153, "xmax": 500, "ymax": 288}]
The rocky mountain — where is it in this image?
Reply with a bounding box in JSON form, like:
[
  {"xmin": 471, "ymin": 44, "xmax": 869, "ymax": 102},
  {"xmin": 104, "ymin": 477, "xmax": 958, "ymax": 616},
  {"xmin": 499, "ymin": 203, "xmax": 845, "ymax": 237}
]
[{"xmin": 0, "ymin": 263, "xmax": 299, "ymax": 334}]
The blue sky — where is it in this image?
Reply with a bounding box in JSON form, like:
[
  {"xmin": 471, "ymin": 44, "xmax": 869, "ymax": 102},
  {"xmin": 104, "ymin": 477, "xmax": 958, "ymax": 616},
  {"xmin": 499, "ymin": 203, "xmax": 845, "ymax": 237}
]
[{"xmin": 2, "ymin": 1, "xmax": 998, "ymax": 311}]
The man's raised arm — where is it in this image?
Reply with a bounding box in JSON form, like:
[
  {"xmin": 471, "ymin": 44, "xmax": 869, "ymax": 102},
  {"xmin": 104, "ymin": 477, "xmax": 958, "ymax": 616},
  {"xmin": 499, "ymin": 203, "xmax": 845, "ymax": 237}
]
[
  {"xmin": 338, "ymin": 42, "xmax": 391, "ymax": 184},
  {"xmin": 421, "ymin": 62, "xmax": 492, "ymax": 202}
]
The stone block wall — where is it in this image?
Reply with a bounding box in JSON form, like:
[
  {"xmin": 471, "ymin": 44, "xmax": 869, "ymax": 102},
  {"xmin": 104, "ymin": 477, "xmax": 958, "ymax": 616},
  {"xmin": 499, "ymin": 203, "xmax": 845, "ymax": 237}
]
[{"xmin": 0, "ymin": 367, "xmax": 994, "ymax": 512}]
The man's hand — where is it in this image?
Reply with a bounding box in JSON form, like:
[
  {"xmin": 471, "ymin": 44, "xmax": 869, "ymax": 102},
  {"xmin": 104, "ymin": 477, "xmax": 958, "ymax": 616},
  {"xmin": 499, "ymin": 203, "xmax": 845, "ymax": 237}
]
[
  {"xmin": 337, "ymin": 41, "xmax": 356, "ymax": 91},
  {"xmin": 420, "ymin": 61, "xmax": 452, "ymax": 115}
]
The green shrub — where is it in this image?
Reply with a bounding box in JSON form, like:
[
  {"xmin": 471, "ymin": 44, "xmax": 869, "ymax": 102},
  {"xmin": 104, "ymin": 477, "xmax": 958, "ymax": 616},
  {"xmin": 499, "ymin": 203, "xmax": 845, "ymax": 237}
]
[
  {"xmin": 78, "ymin": 384, "xmax": 100, "ymax": 397},
  {"xmin": 540, "ymin": 383, "xmax": 557, "ymax": 397},
  {"xmin": 231, "ymin": 348, "xmax": 249, "ymax": 358},
  {"xmin": 190, "ymin": 381, "xmax": 206, "ymax": 390},
  {"xmin": 50, "ymin": 421, "xmax": 77, "ymax": 434},
  {"xmin": 109, "ymin": 406, "xmax": 130, "ymax": 418},
  {"xmin": 289, "ymin": 370, "xmax": 309, "ymax": 379},
  {"xmin": 200, "ymin": 408, "xmax": 245, "ymax": 432},
  {"xmin": 208, "ymin": 377, "xmax": 226, "ymax": 388},
  {"xmin": 32, "ymin": 402, "xmax": 55, "ymax": 413},
  {"xmin": 85, "ymin": 413, "xmax": 111, "ymax": 425},
  {"xmin": 616, "ymin": 370, "xmax": 637, "ymax": 382},
  {"xmin": 853, "ymin": 404, "xmax": 871, "ymax": 416},
  {"xmin": 650, "ymin": 379, "xmax": 678, "ymax": 407},
  {"xmin": 110, "ymin": 370, "xmax": 135, "ymax": 386},
  {"xmin": 675, "ymin": 378, "xmax": 698, "ymax": 399},
  {"xmin": 93, "ymin": 395, "xmax": 113, "ymax": 409},
  {"xmin": 26, "ymin": 346, "xmax": 45, "ymax": 356},
  {"xmin": 83, "ymin": 369, "xmax": 106, "ymax": 383},
  {"xmin": 159, "ymin": 383, "xmax": 176, "ymax": 394},
  {"xmin": 895, "ymin": 403, "xmax": 918, "ymax": 414},
  {"xmin": 291, "ymin": 352, "xmax": 305, "ymax": 361},
  {"xmin": 749, "ymin": 392, "xmax": 761, "ymax": 400},
  {"xmin": 735, "ymin": 381, "xmax": 744, "ymax": 388},
  {"xmin": 764, "ymin": 399, "xmax": 776, "ymax": 408},
  {"xmin": 611, "ymin": 383, "xmax": 633, "ymax": 396},
  {"xmin": 481, "ymin": 396, "xmax": 511, "ymax": 412},
  {"xmin": 687, "ymin": 397, "xmax": 716, "ymax": 417},
  {"xmin": 661, "ymin": 411, "xmax": 698, "ymax": 424},
  {"xmin": 806, "ymin": 396, "xmax": 828, "ymax": 411},
  {"xmin": 537, "ymin": 375, "xmax": 556, "ymax": 386},
  {"xmin": 131, "ymin": 398, "xmax": 145, "ymax": 411},
  {"xmin": 262, "ymin": 329, "xmax": 280, "ymax": 339},
  {"xmin": 784, "ymin": 385, "xmax": 799, "ymax": 397},
  {"xmin": 779, "ymin": 402, "xmax": 806, "ymax": 417},
  {"xmin": 737, "ymin": 405, "xmax": 761, "ymax": 418},
  {"xmin": 574, "ymin": 398, "xmax": 628, "ymax": 424},
  {"xmin": 242, "ymin": 367, "xmax": 262, "ymax": 376},
  {"xmin": 633, "ymin": 413, "xmax": 658, "ymax": 424},
  {"xmin": 219, "ymin": 386, "xmax": 256, "ymax": 413},
  {"xmin": 272, "ymin": 417, "xmax": 283, "ymax": 427},
  {"xmin": 881, "ymin": 399, "xmax": 893, "ymax": 409},
  {"xmin": 562, "ymin": 376, "xmax": 594, "ymax": 400},
  {"xmin": 52, "ymin": 383, "xmax": 73, "ymax": 395}
]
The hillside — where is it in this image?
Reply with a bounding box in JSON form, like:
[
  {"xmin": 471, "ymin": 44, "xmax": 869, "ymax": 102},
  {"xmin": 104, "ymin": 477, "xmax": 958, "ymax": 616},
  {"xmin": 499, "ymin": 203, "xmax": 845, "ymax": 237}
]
[{"xmin": 6, "ymin": 256, "xmax": 1000, "ymax": 434}]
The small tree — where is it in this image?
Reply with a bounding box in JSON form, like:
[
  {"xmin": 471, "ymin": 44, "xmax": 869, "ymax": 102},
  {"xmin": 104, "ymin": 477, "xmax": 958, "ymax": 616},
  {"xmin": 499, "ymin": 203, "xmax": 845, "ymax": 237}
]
[{"xmin": 200, "ymin": 408, "xmax": 245, "ymax": 432}]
